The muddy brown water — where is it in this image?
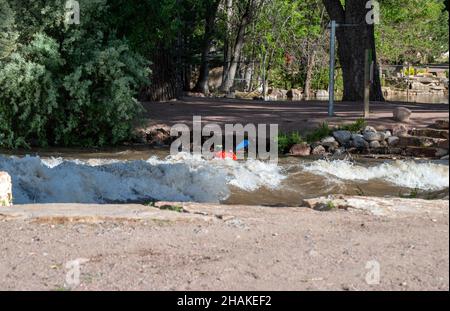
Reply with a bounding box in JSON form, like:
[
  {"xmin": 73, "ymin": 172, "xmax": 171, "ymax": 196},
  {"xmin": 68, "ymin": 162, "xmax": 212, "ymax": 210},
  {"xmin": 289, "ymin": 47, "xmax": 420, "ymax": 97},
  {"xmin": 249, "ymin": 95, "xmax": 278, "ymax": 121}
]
[{"xmin": 1, "ymin": 146, "xmax": 448, "ymax": 206}]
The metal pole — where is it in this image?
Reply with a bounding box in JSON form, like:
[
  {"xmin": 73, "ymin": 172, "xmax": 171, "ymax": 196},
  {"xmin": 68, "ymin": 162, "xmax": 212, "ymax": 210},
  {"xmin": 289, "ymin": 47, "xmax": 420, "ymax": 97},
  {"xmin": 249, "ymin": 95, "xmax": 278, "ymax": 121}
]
[
  {"xmin": 406, "ymin": 63, "xmax": 410, "ymax": 103},
  {"xmin": 364, "ymin": 49, "xmax": 371, "ymax": 118},
  {"xmin": 328, "ymin": 20, "xmax": 336, "ymax": 117},
  {"xmin": 262, "ymin": 53, "xmax": 267, "ymax": 101}
]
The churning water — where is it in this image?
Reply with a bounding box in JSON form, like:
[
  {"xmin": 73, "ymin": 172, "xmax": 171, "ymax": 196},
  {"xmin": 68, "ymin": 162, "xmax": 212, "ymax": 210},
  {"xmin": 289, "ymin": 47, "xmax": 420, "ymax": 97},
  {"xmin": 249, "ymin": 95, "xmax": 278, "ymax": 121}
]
[{"xmin": 0, "ymin": 149, "xmax": 448, "ymax": 205}]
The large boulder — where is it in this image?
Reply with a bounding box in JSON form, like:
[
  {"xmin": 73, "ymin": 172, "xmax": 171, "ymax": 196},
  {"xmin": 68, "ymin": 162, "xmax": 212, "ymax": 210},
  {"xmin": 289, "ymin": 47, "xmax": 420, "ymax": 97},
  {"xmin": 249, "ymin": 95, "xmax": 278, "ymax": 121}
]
[
  {"xmin": 289, "ymin": 143, "xmax": 311, "ymax": 157},
  {"xmin": 392, "ymin": 124, "xmax": 409, "ymax": 137},
  {"xmin": 364, "ymin": 126, "xmax": 377, "ymax": 133},
  {"xmin": 387, "ymin": 136, "xmax": 400, "ymax": 146},
  {"xmin": 268, "ymin": 88, "xmax": 286, "ymax": 100},
  {"xmin": 286, "ymin": 88, "xmax": 303, "ymax": 100},
  {"xmin": 320, "ymin": 136, "xmax": 339, "ymax": 150},
  {"xmin": 316, "ymin": 90, "xmax": 329, "ymax": 98},
  {"xmin": 333, "ymin": 130, "xmax": 352, "ymax": 145},
  {"xmin": 144, "ymin": 126, "xmax": 173, "ymax": 146},
  {"xmin": 351, "ymin": 134, "xmax": 369, "ymax": 149},
  {"xmin": 393, "ymin": 107, "xmax": 412, "ymax": 122},
  {"xmin": 0, "ymin": 172, "xmax": 12, "ymax": 207},
  {"xmin": 311, "ymin": 145, "xmax": 327, "ymax": 156},
  {"xmin": 369, "ymin": 141, "xmax": 381, "ymax": 149},
  {"xmin": 363, "ymin": 131, "xmax": 385, "ymax": 142}
]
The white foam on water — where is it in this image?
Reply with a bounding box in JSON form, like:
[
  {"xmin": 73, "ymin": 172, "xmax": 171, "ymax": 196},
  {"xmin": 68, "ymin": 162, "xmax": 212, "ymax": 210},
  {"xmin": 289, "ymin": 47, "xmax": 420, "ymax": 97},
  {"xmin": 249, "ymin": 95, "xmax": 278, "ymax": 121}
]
[
  {"xmin": 0, "ymin": 153, "xmax": 285, "ymax": 204},
  {"xmin": 302, "ymin": 160, "xmax": 449, "ymax": 191}
]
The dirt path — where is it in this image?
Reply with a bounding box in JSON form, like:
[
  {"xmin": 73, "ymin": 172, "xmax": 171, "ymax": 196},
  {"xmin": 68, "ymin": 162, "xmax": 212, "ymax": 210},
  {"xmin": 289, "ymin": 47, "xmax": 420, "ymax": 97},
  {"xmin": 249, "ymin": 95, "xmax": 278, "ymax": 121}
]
[
  {"xmin": 142, "ymin": 97, "xmax": 449, "ymax": 132},
  {"xmin": 0, "ymin": 198, "xmax": 448, "ymax": 291}
]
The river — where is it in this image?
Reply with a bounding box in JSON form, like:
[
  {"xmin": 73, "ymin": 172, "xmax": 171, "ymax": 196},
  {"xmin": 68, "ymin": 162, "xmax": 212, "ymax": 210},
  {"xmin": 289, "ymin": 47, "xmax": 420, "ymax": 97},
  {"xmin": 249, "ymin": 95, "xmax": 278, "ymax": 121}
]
[{"xmin": 1, "ymin": 147, "xmax": 448, "ymax": 205}]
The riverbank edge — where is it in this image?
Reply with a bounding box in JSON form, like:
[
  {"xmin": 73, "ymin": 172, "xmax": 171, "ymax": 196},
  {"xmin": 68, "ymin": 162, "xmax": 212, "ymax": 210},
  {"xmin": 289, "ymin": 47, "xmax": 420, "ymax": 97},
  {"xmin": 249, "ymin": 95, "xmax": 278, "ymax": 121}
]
[{"xmin": 1, "ymin": 196, "xmax": 448, "ymax": 223}]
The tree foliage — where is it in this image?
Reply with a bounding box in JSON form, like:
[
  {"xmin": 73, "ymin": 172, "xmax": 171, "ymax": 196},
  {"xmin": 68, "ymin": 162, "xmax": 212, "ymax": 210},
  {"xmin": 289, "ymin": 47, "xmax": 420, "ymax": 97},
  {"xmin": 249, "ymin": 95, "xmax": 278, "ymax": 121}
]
[
  {"xmin": 376, "ymin": 0, "xmax": 449, "ymax": 64},
  {"xmin": 0, "ymin": 0, "xmax": 149, "ymax": 148}
]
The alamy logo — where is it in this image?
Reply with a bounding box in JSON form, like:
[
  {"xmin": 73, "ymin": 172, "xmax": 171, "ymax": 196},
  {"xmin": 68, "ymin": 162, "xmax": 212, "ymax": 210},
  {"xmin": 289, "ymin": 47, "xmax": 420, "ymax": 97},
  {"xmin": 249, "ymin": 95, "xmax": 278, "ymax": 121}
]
[
  {"xmin": 170, "ymin": 116, "xmax": 279, "ymax": 162},
  {"xmin": 366, "ymin": 0, "xmax": 380, "ymax": 25},
  {"xmin": 65, "ymin": 258, "xmax": 89, "ymax": 288},
  {"xmin": 65, "ymin": 0, "xmax": 80, "ymax": 25},
  {"xmin": 365, "ymin": 260, "xmax": 381, "ymax": 285}
]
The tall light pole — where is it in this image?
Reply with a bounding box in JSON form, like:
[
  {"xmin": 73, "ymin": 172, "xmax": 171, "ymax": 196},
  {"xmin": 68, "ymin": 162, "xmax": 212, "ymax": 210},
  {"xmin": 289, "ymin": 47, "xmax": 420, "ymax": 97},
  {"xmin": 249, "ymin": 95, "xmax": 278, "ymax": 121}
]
[{"xmin": 328, "ymin": 20, "xmax": 336, "ymax": 117}]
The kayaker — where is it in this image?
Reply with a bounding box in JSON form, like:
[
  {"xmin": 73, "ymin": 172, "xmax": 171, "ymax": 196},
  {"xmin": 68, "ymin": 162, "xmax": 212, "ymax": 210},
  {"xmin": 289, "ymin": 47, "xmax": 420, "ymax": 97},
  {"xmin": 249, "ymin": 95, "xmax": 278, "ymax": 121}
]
[{"xmin": 214, "ymin": 144, "xmax": 237, "ymax": 160}]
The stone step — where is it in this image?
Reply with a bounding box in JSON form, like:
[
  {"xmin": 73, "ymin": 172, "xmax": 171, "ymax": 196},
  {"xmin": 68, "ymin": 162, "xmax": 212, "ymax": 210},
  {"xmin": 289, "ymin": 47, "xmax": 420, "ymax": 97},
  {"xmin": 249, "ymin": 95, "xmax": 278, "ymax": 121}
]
[
  {"xmin": 410, "ymin": 128, "xmax": 449, "ymax": 139},
  {"xmin": 430, "ymin": 119, "xmax": 449, "ymax": 130},
  {"xmin": 367, "ymin": 146, "xmax": 448, "ymax": 158},
  {"xmin": 398, "ymin": 136, "xmax": 447, "ymax": 148},
  {"xmin": 404, "ymin": 147, "xmax": 448, "ymax": 158},
  {"xmin": 437, "ymin": 139, "xmax": 449, "ymax": 150}
]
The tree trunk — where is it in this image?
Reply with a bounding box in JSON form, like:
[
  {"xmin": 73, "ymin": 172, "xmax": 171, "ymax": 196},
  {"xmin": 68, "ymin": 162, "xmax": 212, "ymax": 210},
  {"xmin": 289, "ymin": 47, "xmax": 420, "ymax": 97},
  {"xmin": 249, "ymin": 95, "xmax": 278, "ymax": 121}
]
[
  {"xmin": 244, "ymin": 61, "xmax": 252, "ymax": 91},
  {"xmin": 304, "ymin": 49, "xmax": 316, "ymax": 99},
  {"xmin": 322, "ymin": 0, "xmax": 384, "ymax": 102},
  {"xmin": 193, "ymin": 0, "xmax": 221, "ymax": 94},
  {"xmin": 222, "ymin": 0, "xmax": 233, "ymax": 84},
  {"xmin": 220, "ymin": 0, "xmax": 255, "ymax": 93}
]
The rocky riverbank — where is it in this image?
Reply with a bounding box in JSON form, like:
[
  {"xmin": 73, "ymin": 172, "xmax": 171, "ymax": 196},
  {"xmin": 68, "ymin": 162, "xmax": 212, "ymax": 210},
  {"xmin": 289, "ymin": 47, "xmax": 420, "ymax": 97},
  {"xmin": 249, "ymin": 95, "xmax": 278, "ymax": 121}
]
[
  {"xmin": 137, "ymin": 96, "xmax": 449, "ymax": 160},
  {"xmin": 289, "ymin": 118, "xmax": 449, "ymax": 159}
]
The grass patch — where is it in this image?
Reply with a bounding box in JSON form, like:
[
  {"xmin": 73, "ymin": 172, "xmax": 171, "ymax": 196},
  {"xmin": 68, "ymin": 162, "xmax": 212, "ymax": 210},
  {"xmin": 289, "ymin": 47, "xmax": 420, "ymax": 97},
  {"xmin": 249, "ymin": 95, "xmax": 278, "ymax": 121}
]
[
  {"xmin": 306, "ymin": 122, "xmax": 333, "ymax": 143},
  {"xmin": 337, "ymin": 118, "xmax": 366, "ymax": 133},
  {"xmin": 326, "ymin": 201, "xmax": 336, "ymax": 209},
  {"xmin": 276, "ymin": 118, "xmax": 367, "ymax": 152},
  {"xmin": 144, "ymin": 201, "xmax": 184, "ymax": 212},
  {"xmin": 157, "ymin": 205, "xmax": 184, "ymax": 213},
  {"xmin": 399, "ymin": 188, "xmax": 419, "ymax": 199},
  {"xmin": 277, "ymin": 131, "xmax": 304, "ymax": 154}
]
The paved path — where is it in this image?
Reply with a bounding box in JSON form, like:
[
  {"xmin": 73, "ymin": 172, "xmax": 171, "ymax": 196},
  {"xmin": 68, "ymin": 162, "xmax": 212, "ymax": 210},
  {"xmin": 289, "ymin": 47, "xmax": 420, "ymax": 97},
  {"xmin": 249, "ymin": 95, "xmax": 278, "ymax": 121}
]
[{"xmin": 142, "ymin": 97, "xmax": 449, "ymax": 132}]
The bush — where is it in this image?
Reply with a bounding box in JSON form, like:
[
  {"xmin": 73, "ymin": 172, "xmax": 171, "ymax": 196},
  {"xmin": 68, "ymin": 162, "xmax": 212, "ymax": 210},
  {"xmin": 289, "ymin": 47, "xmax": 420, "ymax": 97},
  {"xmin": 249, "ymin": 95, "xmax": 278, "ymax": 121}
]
[
  {"xmin": 277, "ymin": 131, "xmax": 304, "ymax": 154},
  {"xmin": 338, "ymin": 118, "xmax": 366, "ymax": 133},
  {"xmin": 0, "ymin": 0, "xmax": 150, "ymax": 148},
  {"xmin": 306, "ymin": 122, "xmax": 332, "ymax": 143},
  {"xmin": 0, "ymin": 0, "xmax": 17, "ymax": 60},
  {"xmin": 58, "ymin": 41, "xmax": 148, "ymax": 146},
  {"xmin": 0, "ymin": 48, "xmax": 59, "ymax": 148}
]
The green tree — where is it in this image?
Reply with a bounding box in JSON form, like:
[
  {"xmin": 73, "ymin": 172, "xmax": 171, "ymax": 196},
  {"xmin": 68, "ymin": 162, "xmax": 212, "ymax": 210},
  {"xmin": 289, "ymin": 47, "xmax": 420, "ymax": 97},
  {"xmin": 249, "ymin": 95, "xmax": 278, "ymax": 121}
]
[
  {"xmin": 376, "ymin": 0, "xmax": 449, "ymax": 64},
  {"xmin": 0, "ymin": 0, "xmax": 17, "ymax": 59},
  {"xmin": 0, "ymin": 0, "xmax": 149, "ymax": 148}
]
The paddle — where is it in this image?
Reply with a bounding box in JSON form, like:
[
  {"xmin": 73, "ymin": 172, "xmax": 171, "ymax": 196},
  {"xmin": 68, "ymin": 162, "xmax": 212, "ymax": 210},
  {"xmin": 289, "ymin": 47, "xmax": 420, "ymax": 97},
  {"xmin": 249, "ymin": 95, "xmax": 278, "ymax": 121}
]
[{"xmin": 236, "ymin": 140, "xmax": 249, "ymax": 151}]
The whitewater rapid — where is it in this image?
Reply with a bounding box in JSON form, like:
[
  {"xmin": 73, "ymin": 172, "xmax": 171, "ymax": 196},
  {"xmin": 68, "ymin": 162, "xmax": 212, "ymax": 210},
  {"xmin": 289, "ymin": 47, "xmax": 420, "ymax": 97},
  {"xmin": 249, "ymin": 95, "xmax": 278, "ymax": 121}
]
[
  {"xmin": 0, "ymin": 153, "xmax": 285, "ymax": 204},
  {"xmin": 302, "ymin": 159, "xmax": 449, "ymax": 191},
  {"xmin": 0, "ymin": 154, "xmax": 448, "ymax": 204}
]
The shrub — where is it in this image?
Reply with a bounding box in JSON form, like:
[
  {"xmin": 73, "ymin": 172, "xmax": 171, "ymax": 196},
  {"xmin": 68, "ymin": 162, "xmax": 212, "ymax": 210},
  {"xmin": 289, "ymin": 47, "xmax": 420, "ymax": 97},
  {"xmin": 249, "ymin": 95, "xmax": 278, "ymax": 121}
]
[
  {"xmin": 57, "ymin": 41, "xmax": 148, "ymax": 146},
  {"xmin": 0, "ymin": 0, "xmax": 17, "ymax": 60},
  {"xmin": 306, "ymin": 122, "xmax": 332, "ymax": 143},
  {"xmin": 0, "ymin": 50, "xmax": 59, "ymax": 148},
  {"xmin": 0, "ymin": 0, "xmax": 150, "ymax": 148},
  {"xmin": 277, "ymin": 131, "xmax": 304, "ymax": 154},
  {"xmin": 338, "ymin": 118, "xmax": 366, "ymax": 133}
]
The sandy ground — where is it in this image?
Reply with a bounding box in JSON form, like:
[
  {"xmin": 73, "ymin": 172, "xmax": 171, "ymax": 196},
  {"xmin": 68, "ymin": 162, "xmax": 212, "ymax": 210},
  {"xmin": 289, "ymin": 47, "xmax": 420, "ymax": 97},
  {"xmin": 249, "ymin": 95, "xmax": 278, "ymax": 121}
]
[
  {"xmin": 142, "ymin": 97, "xmax": 449, "ymax": 132},
  {"xmin": 0, "ymin": 198, "xmax": 448, "ymax": 291}
]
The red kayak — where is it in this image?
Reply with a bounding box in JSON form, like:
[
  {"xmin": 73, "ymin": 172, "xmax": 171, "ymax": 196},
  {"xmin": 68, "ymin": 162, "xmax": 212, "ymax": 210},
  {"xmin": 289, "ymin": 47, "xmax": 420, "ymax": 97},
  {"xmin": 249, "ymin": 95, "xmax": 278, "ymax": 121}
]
[{"xmin": 214, "ymin": 151, "xmax": 237, "ymax": 160}]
